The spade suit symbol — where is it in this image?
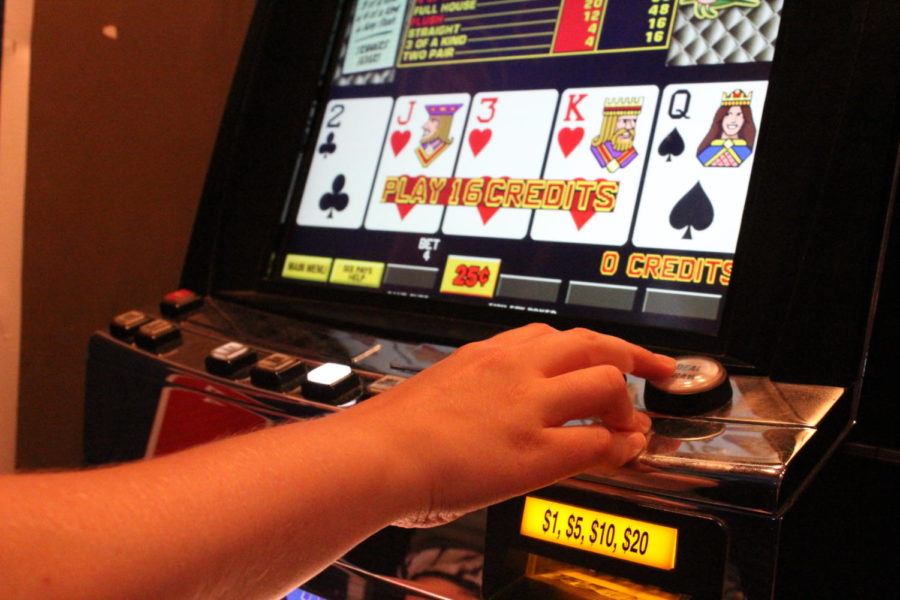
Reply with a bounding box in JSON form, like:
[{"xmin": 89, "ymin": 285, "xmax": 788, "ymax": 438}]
[
  {"xmin": 318, "ymin": 132, "xmax": 337, "ymax": 157},
  {"xmin": 669, "ymin": 182, "xmax": 713, "ymax": 239},
  {"xmin": 657, "ymin": 128, "xmax": 685, "ymax": 162},
  {"xmin": 319, "ymin": 174, "xmax": 349, "ymax": 218}
]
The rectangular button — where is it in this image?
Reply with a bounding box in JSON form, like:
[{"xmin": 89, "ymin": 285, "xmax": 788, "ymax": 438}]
[
  {"xmin": 384, "ymin": 264, "xmax": 439, "ymax": 289},
  {"xmin": 566, "ymin": 281, "xmax": 637, "ymax": 311},
  {"xmin": 330, "ymin": 259, "xmax": 385, "ymax": 288},
  {"xmin": 440, "ymin": 255, "xmax": 501, "ymax": 298},
  {"xmin": 251, "ymin": 353, "xmax": 306, "ymax": 391},
  {"xmin": 643, "ymin": 288, "xmax": 721, "ymax": 320},
  {"xmin": 282, "ymin": 254, "xmax": 333, "ymax": 282},
  {"xmin": 496, "ymin": 275, "xmax": 561, "ymax": 303}
]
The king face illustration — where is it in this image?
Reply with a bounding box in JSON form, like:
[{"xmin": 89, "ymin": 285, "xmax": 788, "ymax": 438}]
[
  {"xmin": 697, "ymin": 90, "xmax": 756, "ymax": 167},
  {"xmin": 590, "ymin": 97, "xmax": 644, "ymax": 173},
  {"xmin": 416, "ymin": 103, "xmax": 462, "ymax": 167}
]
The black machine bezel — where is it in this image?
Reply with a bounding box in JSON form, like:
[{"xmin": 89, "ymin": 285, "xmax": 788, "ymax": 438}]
[{"xmin": 181, "ymin": 0, "xmax": 899, "ymax": 386}]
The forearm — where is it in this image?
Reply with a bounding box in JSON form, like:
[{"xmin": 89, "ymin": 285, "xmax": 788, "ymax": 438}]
[
  {"xmin": 0, "ymin": 410, "xmax": 414, "ymax": 600},
  {"xmin": 0, "ymin": 324, "xmax": 674, "ymax": 600}
]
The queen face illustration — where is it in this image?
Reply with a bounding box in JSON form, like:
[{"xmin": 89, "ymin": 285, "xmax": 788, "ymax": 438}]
[
  {"xmin": 720, "ymin": 106, "xmax": 746, "ymax": 139},
  {"xmin": 697, "ymin": 91, "xmax": 756, "ymax": 168}
]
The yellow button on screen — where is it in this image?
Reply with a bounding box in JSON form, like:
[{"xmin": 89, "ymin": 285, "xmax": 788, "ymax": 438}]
[
  {"xmin": 440, "ymin": 255, "xmax": 501, "ymax": 298},
  {"xmin": 520, "ymin": 496, "xmax": 678, "ymax": 570},
  {"xmin": 330, "ymin": 259, "xmax": 385, "ymax": 288},
  {"xmin": 282, "ymin": 254, "xmax": 333, "ymax": 282}
]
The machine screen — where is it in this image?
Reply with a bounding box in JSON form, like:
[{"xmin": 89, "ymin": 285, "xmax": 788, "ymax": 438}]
[{"xmin": 277, "ymin": 0, "xmax": 784, "ymax": 335}]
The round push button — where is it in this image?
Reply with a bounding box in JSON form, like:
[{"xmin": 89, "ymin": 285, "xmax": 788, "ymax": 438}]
[{"xmin": 644, "ymin": 356, "xmax": 732, "ymax": 416}]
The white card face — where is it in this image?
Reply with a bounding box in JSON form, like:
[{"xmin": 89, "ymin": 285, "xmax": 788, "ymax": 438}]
[
  {"xmin": 532, "ymin": 85, "xmax": 660, "ymax": 246},
  {"xmin": 632, "ymin": 81, "xmax": 768, "ymax": 252},
  {"xmin": 441, "ymin": 89, "xmax": 559, "ymax": 240},
  {"xmin": 295, "ymin": 97, "xmax": 394, "ymax": 229},
  {"xmin": 365, "ymin": 93, "xmax": 471, "ymax": 233}
]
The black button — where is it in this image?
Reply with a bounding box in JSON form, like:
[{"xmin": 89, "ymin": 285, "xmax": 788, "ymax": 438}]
[
  {"xmin": 110, "ymin": 310, "xmax": 152, "ymax": 342},
  {"xmin": 250, "ymin": 353, "xmax": 306, "ymax": 392},
  {"xmin": 134, "ymin": 319, "xmax": 182, "ymax": 354},
  {"xmin": 160, "ymin": 289, "xmax": 203, "ymax": 318},
  {"xmin": 205, "ymin": 342, "xmax": 258, "ymax": 379}
]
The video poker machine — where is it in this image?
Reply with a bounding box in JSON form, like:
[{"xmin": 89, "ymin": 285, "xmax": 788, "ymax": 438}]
[{"xmin": 83, "ymin": 0, "xmax": 899, "ymax": 599}]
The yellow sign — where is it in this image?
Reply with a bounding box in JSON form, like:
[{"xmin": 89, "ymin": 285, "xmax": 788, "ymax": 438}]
[
  {"xmin": 330, "ymin": 259, "xmax": 385, "ymax": 288},
  {"xmin": 282, "ymin": 254, "xmax": 332, "ymax": 282},
  {"xmin": 440, "ymin": 255, "xmax": 500, "ymax": 298},
  {"xmin": 520, "ymin": 496, "xmax": 678, "ymax": 571}
]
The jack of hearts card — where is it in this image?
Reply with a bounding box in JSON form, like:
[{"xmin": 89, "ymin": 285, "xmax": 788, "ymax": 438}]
[{"xmin": 365, "ymin": 93, "xmax": 471, "ymax": 233}]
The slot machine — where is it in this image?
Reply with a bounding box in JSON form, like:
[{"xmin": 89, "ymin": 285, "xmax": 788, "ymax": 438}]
[{"xmin": 84, "ymin": 0, "xmax": 899, "ymax": 598}]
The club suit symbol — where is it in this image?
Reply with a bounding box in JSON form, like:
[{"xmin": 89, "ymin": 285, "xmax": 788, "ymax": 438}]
[
  {"xmin": 318, "ymin": 132, "xmax": 337, "ymax": 157},
  {"xmin": 319, "ymin": 175, "xmax": 350, "ymax": 218}
]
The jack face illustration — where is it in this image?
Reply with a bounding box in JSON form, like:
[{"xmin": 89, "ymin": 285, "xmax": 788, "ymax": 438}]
[
  {"xmin": 416, "ymin": 103, "xmax": 462, "ymax": 167},
  {"xmin": 590, "ymin": 97, "xmax": 644, "ymax": 173},
  {"xmin": 697, "ymin": 90, "xmax": 756, "ymax": 167}
]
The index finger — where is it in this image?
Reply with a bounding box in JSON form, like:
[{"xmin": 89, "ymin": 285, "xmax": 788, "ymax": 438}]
[{"xmin": 523, "ymin": 328, "xmax": 676, "ymax": 379}]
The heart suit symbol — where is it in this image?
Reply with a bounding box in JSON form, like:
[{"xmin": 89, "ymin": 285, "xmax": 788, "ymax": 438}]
[
  {"xmin": 557, "ymin": 127, "xmax": 584, "ymax": 157},
  {"xmin": 468, "ymin": 128, "xmax": 492, "ymax": 157},
  {"xmin": 390, "ymin": 130, "xmax": 411, "ymax": 156}
]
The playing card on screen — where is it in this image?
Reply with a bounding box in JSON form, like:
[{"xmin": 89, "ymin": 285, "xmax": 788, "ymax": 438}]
[
  {"xmin": 632, "ymin": 81, "xmax": 768, "ymax": 252},
  {"xmin": 532, "ymin": 85, "xmax": 659, "ymax": 246},
  {"xmin": 296, "ymin": 97, "xmax": 394, "ymax": 229},
  {"xmin": 441, "ymin": 89, "xmax": 558, "ymax": 239},
  {"xmin": 365, "ymin": 93, "xmax": 471, "ymax": 233}
]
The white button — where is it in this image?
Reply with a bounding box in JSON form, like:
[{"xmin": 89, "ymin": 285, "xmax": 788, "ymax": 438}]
[
  {"xmin": 308, "ymin": 363, "xmax": 352, "ymax": 386},
  {"xmin": 211, "ymin": 342, "xmax": 250, "ymax": 361}
]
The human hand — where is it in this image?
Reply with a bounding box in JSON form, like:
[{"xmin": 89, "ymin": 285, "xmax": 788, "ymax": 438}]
[{"xmin": 349, "ymin": 323, "xmax": 675, "ymax": 527}]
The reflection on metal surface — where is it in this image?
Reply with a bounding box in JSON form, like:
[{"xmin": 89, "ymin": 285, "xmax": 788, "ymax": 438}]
[
  {"xmin": 650, "ymin": 417, "xmax": 726, "ymax": 441},
  {"xmin": 334, "ymin": 559, "xmax": 466, "ymax": 600},
  {"xmin": 350, "ymin": 343, "xmax": 382, "ymax": 364},
  {"xmin": 580, "ymin": 375, "xmax": 844, "ymax": 511}
]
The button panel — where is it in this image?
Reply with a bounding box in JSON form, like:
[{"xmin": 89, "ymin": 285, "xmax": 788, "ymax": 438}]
[{"xmin": 110, "ymin": 291, "xmax": 409, "ymax": 406}]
